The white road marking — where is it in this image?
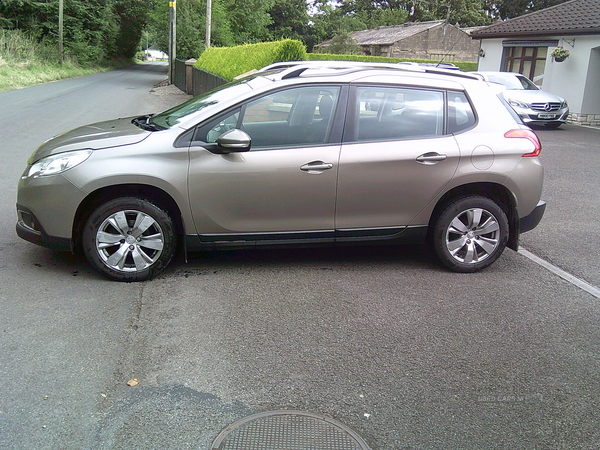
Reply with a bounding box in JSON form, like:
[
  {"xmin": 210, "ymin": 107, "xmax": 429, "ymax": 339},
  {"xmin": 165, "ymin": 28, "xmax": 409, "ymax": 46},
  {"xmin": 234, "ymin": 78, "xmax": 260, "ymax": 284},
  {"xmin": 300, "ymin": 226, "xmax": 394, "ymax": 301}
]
[{"xmin": 518, "ymin": 247, "xmax": 600, "ymax": 300}]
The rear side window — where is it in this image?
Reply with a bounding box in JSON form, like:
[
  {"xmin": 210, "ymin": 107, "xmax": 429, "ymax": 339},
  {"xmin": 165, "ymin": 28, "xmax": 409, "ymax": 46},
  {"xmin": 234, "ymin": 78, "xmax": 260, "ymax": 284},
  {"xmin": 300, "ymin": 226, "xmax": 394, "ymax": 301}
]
[
  {"xmin": 352, "ymin": 86, "xmax": 444, "ymax": 141},
  {"xmin": 447, "ymin": 91, "xmax": 476, "ymax": 134}
]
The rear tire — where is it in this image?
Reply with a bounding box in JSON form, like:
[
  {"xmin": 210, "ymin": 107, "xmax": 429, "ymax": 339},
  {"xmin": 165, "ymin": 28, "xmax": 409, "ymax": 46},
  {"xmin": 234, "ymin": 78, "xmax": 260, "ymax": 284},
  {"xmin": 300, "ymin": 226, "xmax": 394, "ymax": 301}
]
[
  {"xmin": 82, "ymin": 197, "xmax": 176, "ymax": 281},
  {"xmin": 432, "ymin": 196, "xmax": 508, "ymax": 273}
]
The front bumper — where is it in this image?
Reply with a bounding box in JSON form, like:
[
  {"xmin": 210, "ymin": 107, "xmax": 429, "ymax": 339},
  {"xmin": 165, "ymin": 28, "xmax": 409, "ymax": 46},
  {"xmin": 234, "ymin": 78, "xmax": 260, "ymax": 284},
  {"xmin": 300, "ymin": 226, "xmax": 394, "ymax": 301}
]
[
  {"xmin": 519, "ymin": 200, "xmax": 546, "ymax": 234},
  {"xmin": 16, "ymin": 170, "xmax": 85, "ymax": 252},
  {"xmin": 16, "ymin": 205, "xmax": 73, "ymax": 251},
  {"xmin": 521, "ymin": 109, "xmax": 569, "ymax": 126}
]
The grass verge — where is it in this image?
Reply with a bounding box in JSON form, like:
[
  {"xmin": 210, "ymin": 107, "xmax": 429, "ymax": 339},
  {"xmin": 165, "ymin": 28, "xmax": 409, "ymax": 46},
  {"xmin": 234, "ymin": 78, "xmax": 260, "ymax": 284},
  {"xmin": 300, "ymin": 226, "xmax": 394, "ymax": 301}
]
[
  {"xmin": 0, "ymin": 59, "xmax": 110, "ymax": 92},
  {"xmin": 0, "ymin": 29, "xmax": 113, "ymax": 92}
]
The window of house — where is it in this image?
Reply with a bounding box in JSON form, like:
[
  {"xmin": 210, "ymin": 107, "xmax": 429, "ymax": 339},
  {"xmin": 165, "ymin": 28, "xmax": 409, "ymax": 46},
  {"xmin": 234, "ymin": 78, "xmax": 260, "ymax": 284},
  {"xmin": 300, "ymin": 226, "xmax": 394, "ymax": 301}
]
[{"xmin": 503, "ymin": 46, "xmax": 549, "ymax": 85}]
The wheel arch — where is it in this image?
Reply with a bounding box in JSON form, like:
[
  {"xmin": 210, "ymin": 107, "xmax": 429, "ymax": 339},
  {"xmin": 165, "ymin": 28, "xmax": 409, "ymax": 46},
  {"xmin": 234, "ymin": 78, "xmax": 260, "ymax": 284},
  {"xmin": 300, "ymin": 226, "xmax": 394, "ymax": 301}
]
[
  {"xmin": 428, "ymin": 182, "xmax": 519, "ymax": 251},
  {"xmin": 72, "ymin": 184, "xmax": 185, "ymax": 253}
]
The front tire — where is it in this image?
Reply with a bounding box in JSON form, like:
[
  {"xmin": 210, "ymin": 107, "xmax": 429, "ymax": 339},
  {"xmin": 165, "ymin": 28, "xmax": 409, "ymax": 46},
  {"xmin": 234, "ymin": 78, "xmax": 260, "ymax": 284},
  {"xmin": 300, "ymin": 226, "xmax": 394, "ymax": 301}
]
[
  {"xmin": 432, "ymin": 196, "xmax": 508, "ymax": 273},
  {"xmin": 82, "ymin": 197, "xmax": 176, "ymax": 281}
]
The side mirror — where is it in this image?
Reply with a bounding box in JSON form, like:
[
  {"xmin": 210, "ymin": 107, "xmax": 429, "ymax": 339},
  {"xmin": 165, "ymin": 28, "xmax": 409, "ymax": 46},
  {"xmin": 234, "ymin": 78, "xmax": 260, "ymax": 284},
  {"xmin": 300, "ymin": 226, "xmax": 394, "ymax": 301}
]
[{"xmin": 215, "ymin": 129, "xmax": 251, "ymax": 153}]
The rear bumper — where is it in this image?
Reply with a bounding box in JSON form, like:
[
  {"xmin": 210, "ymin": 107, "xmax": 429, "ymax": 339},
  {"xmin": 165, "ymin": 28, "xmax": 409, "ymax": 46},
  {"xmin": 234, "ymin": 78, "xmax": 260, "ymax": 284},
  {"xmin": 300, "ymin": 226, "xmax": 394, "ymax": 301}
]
[{"xmin": 519, "ymin": 200, "xmax": 546, "ymax": 234}]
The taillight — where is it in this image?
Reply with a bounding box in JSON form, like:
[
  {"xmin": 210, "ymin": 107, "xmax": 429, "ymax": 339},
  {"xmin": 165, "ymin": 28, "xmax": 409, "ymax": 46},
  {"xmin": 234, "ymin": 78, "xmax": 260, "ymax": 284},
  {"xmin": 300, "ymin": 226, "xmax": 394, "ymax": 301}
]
[{"xmin": 504, "ymin": 129, "xmax": 542, "ymax": 157}]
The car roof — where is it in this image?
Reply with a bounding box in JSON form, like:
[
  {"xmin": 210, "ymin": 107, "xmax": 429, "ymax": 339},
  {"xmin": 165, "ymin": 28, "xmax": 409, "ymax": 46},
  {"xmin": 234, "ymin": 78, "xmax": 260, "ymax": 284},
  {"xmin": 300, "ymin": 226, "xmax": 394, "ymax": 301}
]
[
  {"xmin": 254, "ymin": 61, "xmax": 481, "ymax": 91},
  {"xmin": 260, "ymin": 60, "xmax": 478, "ymax": 80}
]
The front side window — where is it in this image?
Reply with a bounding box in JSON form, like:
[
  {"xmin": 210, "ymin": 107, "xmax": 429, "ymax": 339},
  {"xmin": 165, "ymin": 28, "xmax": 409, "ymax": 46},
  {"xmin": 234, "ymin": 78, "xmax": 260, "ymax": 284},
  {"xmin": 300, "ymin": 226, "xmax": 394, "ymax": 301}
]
[
  {"xmin": 195, "ymin": 85, "xmax": 341, "ymax": 149},
  {"xmin": 485, "ymin": 73, "xmax": 538, "ymax": 90},
  {"xmin": 353, "ymin": 86, "xmax": 444, "ymax": 141},
  {"xmin": 243, "ymin": 86, "xmax": 340, "ymax": 148}
]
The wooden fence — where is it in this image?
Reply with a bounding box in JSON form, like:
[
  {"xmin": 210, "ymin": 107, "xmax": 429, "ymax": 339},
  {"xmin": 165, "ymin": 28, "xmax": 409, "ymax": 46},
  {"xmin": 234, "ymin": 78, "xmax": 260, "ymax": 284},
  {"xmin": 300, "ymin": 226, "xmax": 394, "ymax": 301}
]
[{"xmin": 174, "ymin": 58, "xmax": 228, "ymax": 97}]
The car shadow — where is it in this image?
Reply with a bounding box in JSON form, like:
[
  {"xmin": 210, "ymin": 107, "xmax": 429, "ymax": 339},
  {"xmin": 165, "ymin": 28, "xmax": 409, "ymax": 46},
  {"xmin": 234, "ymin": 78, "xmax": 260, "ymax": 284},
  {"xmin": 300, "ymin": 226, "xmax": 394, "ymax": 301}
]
[
  {"xmin": 24, "ymin": 243, "xmax": 439, "ymax": 281},
  {"xmin": 168, "ymin": 243, "xmax": 438, "ymax": 278}
]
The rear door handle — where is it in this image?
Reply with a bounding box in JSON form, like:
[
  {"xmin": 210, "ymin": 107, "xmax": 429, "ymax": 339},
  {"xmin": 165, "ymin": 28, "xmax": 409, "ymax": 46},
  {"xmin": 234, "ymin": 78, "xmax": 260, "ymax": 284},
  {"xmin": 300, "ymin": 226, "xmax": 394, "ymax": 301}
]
[
  {"xmin": 300, "ymin": 161, "xmax": 333, "ymax": 173},
  {"xmin": 416, "ymin": 152, "xmax": 447, "ymax": 165}
]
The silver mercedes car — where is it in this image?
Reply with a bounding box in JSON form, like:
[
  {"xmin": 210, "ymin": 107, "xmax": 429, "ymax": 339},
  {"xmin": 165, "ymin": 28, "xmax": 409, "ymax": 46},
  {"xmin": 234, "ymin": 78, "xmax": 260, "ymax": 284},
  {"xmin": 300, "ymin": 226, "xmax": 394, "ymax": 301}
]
[
  {"xmin": 17, "ymin": 62, "xmax": 546, "ymax": 281},
  {"xmin": 474, "ymin": 71, "xmax": 569, "ymax": 129}
]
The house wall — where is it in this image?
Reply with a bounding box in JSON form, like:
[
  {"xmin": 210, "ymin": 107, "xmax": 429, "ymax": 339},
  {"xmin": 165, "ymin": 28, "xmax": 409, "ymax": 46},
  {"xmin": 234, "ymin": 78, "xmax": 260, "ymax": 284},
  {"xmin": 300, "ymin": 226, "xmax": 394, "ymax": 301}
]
[
  {"xmin": 476, "ymin": 35, "xmax": 600, "ymax": 125},
  {"xmin": 387, "ymin": 25, "xmax": 479, "ymax": 62},
  {"xmin": 582, "ymin": 47, "xmax": 600, "ymax": 117},
  {"xmin": 475, "ymin": 39, "xmax": 505, "ymax": 71}
]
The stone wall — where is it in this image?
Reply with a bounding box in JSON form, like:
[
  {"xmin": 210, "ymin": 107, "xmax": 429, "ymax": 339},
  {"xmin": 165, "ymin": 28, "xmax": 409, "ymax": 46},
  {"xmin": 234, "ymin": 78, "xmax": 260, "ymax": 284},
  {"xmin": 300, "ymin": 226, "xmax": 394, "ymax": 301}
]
[
  {"xmin": 568, "ymin": 113, "xmax": 600, "ymax": 127},
  {"xmin": 386, "ymin": 25, "xmax": 479, "ymax": 62}
]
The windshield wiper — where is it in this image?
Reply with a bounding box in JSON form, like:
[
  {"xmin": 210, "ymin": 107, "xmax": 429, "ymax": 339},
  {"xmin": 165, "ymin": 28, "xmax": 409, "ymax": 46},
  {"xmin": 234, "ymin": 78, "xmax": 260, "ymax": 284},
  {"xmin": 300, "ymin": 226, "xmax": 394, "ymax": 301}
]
[{"xmin": 132, "ymin": 114, "xmax": 162, "ymax": 131}]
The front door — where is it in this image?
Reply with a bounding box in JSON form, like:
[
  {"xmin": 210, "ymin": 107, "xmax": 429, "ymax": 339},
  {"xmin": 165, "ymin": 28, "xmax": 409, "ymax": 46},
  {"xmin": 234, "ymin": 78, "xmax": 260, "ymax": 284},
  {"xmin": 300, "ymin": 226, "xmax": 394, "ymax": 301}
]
[{"xmin": 188, "ymin": 85, "xmax": 343, "ymax": 242}]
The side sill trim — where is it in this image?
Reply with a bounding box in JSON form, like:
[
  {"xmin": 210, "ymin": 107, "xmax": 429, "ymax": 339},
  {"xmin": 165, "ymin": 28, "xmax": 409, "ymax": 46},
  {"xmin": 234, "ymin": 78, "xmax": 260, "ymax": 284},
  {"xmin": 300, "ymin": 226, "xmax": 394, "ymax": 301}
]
[{"xmin": 184, "ymin": 225, "xmax": 428, "ymax": 252}]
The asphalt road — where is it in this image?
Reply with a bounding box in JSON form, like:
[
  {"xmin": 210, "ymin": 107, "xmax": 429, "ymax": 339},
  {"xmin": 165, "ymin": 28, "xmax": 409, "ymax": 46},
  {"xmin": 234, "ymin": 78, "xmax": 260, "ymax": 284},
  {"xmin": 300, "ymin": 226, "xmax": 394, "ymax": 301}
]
[{"xmin": 1, "ymin": 64, "xmax": 599, "ymax": 450}]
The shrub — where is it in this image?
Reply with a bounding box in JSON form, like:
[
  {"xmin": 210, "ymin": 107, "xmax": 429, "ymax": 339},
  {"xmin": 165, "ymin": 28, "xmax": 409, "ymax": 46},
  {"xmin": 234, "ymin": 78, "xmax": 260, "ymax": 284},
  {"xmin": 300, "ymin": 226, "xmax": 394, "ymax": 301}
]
[
  {"xmin": 196, "ymin": 40, "xmax": 476, "ymax": 81},
  {"xmin": 196, "ymin": 39, "xmax": 307, "ymax": 80}
]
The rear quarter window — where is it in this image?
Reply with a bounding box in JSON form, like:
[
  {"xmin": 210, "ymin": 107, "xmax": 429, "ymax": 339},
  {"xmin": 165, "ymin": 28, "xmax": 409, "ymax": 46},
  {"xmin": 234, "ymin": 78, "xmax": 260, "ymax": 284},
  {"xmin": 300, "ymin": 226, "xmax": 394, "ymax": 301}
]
[{"xmin": 447, "ymin": 91, "xmax": 476, "ymax": 134}]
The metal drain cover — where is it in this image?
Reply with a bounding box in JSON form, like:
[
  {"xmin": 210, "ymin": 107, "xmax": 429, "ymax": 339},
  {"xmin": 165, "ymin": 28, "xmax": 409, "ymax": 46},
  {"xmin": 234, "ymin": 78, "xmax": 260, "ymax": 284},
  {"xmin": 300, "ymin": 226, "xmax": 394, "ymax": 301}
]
[{"xmin": 210, "ymin": 410, "xmax": 371, "ymax": 450}]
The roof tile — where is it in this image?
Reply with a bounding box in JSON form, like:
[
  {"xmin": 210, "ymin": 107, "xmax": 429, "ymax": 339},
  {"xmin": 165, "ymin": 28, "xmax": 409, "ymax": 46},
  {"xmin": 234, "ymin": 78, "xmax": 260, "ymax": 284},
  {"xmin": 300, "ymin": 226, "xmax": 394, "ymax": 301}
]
[
  {"xmin": 472, "ymin": 0, "xmax": 600, "ymax": 37},
  {"xmin": 351, "ymin": 20, "xmax": 446, "ymax": 45}
]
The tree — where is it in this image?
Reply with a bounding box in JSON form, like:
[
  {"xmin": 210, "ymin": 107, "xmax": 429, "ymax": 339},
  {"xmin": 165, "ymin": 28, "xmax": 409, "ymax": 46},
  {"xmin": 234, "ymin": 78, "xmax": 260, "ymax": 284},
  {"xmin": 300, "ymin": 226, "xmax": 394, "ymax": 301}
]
[
  {"xmin": 0, "ymin": 0, "xmax": 149, "ymax": 63},
  {"xmin": 148, "ymin": 0, "xmax": 234, "ymax": 59},
  {"xmin": 485, "ymin": 0, "xmax": 571, "ymax": 20},
  {"xmin": 318, "ymin": 30, "xmax": 362, "ymax": 54},
  {"xmin": 267, "ymin": 0, "xmax": 311, "ymax": 42},
  {"xmin": 309, "ymin": 0, "xmax": 366, "ymax": 47},
  {"xmin": 223, "ymin": 0, "xmax": 275, "ymax": 43},
  {"xmin": 112, "ymin": 0, "xmax": 148, "ymax": 60}
]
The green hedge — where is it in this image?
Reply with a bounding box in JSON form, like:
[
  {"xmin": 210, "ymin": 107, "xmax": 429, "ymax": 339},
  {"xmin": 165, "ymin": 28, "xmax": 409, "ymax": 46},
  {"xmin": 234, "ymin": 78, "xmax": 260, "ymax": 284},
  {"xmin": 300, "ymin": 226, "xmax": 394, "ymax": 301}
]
[
  {"xmin": 196, "ymin": 41, "xmax": 477, "ymax": 81},
  {"xmin": 195, "ymin": 39, "xmax": 307, "ymax": 81}
]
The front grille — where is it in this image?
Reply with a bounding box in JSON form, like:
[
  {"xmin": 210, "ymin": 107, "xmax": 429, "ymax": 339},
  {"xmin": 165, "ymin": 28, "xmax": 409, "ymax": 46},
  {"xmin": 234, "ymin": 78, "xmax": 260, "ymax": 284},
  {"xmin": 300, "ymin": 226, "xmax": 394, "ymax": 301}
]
[{"xmin": 531, "ymin": 102, "xmax": 562, "ymax": 112}]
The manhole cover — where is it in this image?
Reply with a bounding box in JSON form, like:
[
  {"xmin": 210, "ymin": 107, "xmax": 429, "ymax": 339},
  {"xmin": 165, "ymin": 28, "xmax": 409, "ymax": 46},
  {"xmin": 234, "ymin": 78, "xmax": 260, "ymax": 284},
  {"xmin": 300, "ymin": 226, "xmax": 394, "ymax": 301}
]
[{"xmin": 210, "ymin": 410, "xmax": 371, "ymax": 450}]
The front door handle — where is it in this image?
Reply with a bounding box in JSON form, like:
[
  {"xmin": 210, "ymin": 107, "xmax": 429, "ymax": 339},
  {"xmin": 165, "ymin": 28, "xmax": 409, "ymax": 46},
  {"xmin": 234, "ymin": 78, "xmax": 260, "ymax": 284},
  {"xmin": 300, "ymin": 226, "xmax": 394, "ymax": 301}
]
[
  {"xmin": 300, "ymin": 161, "xmax": 333, "ymax": 173},
  {"xmin": 416, "ymin": 152, "xmax": 447, "ymax": 165}
]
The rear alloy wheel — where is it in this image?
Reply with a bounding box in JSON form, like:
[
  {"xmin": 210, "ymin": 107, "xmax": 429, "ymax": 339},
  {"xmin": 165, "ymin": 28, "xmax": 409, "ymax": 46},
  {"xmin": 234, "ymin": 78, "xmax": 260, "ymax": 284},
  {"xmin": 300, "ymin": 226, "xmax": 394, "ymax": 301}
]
[
  {"xmin": 432, "ymin": 196, "xmax": 508, "ymax": 272},
  {"xmin": 83, "ymin": 197, "xmax": 176, "ymax": 281}
]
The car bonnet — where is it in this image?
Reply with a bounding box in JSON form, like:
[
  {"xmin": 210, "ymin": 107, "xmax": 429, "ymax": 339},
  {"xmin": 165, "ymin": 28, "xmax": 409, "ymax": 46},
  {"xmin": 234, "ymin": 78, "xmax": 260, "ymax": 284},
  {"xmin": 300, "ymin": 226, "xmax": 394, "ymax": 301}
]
[{"xmin": 29, "ymin": 117, "xmax": 151, "ymax": 163}]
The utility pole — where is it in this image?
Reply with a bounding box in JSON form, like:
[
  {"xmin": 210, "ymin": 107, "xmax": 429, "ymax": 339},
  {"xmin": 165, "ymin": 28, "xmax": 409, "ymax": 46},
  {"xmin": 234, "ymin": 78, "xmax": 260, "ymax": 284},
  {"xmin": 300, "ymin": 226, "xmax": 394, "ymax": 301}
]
[
  {"xmin": 206, "ymin": 0, "xmax": 212, "ymax": 49},
  {"xmin": 169, "ymin": 0, "xmax": 177, "ymax": 84},
  {"xmin": 58, "ymin": 0, "xmax": 64, "ymax": 64}
]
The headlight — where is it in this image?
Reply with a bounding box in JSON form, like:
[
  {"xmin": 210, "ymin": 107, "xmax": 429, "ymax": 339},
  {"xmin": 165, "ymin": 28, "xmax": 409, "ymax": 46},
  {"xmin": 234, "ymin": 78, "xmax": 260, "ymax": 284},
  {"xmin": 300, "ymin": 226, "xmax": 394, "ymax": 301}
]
[
  {"xmin": 23, "ymin": 150, "xmax": 92, "ymax": 178},
  {"xmin": 507, "ymin": 98, "xmax": 529, "ymax": 109},
  {"xmin": 561, "ymin": 101, "xmax": 569, "ymax": 109}
]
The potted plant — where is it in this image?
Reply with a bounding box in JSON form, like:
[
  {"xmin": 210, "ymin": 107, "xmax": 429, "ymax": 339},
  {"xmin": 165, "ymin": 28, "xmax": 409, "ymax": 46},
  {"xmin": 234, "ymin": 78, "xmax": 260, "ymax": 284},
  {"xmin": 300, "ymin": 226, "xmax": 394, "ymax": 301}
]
[{"xmin": 550, "ymin": 46, "xmax": 570, "ymax": 62}]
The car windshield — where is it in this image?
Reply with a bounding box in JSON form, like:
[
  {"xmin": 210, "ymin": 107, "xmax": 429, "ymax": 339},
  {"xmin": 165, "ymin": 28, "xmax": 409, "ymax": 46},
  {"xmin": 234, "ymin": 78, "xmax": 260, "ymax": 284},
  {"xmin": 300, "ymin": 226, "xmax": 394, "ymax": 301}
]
[
  {"xmin": 485, "ymin": 73, "xmax": 539, "ymax": 91},
  {"xmin": 149, "ymin": 81, "xmax": 252, "ymax": 129}
]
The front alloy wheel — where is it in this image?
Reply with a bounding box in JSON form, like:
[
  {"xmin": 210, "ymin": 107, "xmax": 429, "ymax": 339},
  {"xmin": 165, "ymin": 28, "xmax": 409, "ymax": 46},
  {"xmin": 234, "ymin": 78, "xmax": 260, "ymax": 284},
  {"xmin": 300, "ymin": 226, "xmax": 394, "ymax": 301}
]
[
  {"xmin": 83, "ymin": 197, "xmax": 176, "ymax": 281},
  {"xmin": 432, "ymin": 196, "xmax": 508, "ymax": 272}
]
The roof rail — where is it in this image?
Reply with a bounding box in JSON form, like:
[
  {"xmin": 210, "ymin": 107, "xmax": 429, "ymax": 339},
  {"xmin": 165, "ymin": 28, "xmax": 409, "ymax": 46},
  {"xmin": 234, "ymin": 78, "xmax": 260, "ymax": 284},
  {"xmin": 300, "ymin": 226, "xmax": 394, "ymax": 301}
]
[
  {"xmin": 261, "ymin": 60, "xmax": 418, "ymax": 72},
  {"xmin": 260, "ymin": 60, "xmax": 480, "ymax": 81}
]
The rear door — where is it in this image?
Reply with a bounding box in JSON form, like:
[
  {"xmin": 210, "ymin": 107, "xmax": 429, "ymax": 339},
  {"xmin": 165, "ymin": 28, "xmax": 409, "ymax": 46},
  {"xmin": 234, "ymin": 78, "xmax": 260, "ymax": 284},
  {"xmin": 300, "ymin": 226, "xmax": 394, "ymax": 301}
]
[{"xmin": 335, "ymin": 85, "xmax": 461, "ymax": 234}]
